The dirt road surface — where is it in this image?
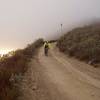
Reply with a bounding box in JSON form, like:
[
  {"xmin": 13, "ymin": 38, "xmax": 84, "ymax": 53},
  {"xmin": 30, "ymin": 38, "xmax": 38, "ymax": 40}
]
[{"xmin": 18, "ymin": 44, "xmax": 100, "ymax": 100}]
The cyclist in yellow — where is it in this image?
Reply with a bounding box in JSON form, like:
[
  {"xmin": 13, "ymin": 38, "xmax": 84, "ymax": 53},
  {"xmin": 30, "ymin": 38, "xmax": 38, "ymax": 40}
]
[{"xmin": 44, "ymin": 41, "xmax": 50, "ymax": 56}]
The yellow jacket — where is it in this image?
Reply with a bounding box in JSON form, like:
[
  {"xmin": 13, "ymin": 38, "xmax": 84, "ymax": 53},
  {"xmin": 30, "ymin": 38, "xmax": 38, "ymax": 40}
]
[{"xmin": 44, "ymin": 42, "xmax": 50, "ymax": 49}]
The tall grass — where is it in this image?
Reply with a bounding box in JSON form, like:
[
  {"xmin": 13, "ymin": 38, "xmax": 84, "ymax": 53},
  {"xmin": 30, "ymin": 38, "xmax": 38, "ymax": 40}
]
[{"xmin": 0, "ymin": 39, "xmax": 43, "ymax": 100}]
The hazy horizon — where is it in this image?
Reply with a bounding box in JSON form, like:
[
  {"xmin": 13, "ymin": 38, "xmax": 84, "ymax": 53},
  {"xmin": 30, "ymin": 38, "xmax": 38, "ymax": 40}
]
[{"xmin": 0, "ymin": 0, "xmax": 100, "ymax": 54}]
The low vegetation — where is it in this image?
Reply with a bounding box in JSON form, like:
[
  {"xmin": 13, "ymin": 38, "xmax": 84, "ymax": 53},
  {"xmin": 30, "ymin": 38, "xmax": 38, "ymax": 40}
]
[
  {"xmin": 57, "ymin": 24, "xmax": 100, "ymax": 67},
  {"xmin": 0, "ymin": 39, "xmax": 43, "ymax": 100}
]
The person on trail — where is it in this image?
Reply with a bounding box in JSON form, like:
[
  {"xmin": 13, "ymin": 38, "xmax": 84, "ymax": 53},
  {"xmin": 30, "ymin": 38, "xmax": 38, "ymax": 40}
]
[{"xmin": 44, "ymin": 41, "xmax": 50, "ymax": 56}]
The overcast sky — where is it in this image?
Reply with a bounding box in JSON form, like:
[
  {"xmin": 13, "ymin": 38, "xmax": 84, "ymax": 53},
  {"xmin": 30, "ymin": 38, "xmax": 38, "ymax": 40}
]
[{"xmin": 0, "ymin": 0, "xmax": 100, "ymax": 51}]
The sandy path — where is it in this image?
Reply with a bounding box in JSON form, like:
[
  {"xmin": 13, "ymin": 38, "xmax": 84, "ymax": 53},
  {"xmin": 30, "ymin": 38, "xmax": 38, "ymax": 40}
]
[{"xmin": 18, "ymin": 45, "xmax": 100, "ymax": 100}]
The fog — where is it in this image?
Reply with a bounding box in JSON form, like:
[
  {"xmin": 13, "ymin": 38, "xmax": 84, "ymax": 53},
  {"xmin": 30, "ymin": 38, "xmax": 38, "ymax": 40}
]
[{"xmin": 0, "ymin": 0, "xmax": 100, "ymax": 50}]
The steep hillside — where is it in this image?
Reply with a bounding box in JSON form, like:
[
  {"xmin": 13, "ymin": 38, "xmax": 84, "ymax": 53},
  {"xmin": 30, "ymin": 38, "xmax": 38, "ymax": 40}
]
[{"xmin": 57, "ymin": 24, "xmax": 100, "ymax": 66}]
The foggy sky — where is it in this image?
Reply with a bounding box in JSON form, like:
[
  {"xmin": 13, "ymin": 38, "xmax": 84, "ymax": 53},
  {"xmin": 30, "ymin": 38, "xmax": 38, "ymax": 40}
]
[{"xmin": 0, "ymin": 0, "xmax": 100, "ymax": 50}]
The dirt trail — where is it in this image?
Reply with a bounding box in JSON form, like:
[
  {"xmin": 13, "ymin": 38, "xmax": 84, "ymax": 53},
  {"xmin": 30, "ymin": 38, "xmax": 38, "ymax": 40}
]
[{"xmin": 18, "ymin": 44, "xmax": 100, "ymax": 100}]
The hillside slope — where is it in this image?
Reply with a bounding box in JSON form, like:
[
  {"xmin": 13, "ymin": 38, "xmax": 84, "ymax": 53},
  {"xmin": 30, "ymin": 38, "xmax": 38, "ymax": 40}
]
[
  {"xmin": 0, "ymin": 39, "xmax": 43, "ymax": 100},
  {"xmin": 57, "ymin": 24, "xmax": 100, "ymax": 66}
]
